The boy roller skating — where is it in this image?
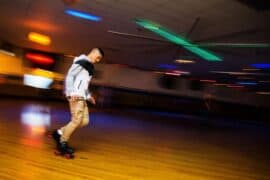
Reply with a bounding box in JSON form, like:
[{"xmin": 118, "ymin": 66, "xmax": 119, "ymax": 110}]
[{"xmin": 52, "ymin": 48, "xmax": 104, "ymax": 158}]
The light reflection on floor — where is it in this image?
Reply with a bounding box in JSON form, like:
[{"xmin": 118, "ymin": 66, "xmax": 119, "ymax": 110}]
[
  {"xmin": 0, "ymin": 98, "xmax": 270, "ymax": 179},
  {"xmin": 21, "ymin": 104, "xmax": 51, "ymax": 136}
]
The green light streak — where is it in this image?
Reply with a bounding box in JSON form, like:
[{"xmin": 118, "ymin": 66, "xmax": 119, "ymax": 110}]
[{"xmin": 135, "ymin": 19, "xmax": 222, "ymax": 61}]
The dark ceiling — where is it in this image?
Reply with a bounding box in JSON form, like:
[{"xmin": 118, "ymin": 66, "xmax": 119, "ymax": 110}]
[{"xmin": 0, "ymin": 0, "xmax": 269, "ymax": 91}]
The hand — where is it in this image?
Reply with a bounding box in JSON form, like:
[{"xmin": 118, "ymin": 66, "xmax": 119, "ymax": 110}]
[{"xmin": 88, "ymin": 96, "xmax": 96, "ymax": 105}]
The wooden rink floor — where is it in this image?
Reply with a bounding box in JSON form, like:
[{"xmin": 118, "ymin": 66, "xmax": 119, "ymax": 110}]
[{"xmin": 0, "ymin": 98, "xmax": 270, "ymax": 180}]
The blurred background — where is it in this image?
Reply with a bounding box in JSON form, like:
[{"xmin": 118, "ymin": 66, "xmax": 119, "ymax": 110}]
[{"xmin": 0, "ymin": 0, "xmax": 270, "ymax": 121}]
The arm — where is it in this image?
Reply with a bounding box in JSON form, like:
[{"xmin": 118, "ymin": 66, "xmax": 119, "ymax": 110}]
[{"xmin": 85, "ymin": 77, "xmax": 96, "ymax": 105}]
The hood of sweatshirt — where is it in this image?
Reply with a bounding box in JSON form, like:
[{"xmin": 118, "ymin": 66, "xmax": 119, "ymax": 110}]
[{"xmin": 73, "ymin": 54, "xmax": 90, "ymax": 63}]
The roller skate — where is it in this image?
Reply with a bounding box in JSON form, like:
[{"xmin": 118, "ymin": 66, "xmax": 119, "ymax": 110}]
[{"xmin": 55, "ymin": 141, "xmax": 75, "ymax": 159}]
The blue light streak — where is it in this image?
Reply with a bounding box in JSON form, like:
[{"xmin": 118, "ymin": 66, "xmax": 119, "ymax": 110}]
[
  {"xmin": 251, "ymin": 63, "xmax": 270, "ymax": 69},
  {"xmin": 65, "ymin": 9, "xmax": 102, "ymax": 22}
]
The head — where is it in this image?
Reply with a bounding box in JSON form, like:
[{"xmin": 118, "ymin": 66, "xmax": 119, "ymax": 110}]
[{"xmin": 87, "ymin": 48, "xmax": 104, "ymax": 63}]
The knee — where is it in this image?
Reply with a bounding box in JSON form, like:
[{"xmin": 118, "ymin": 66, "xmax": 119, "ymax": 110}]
[
  {"xmin": 80, "ymin": 117, "xmax": 89, "ymax": 127},
  {"xmin": 71, "ymin": 111, "xmax": 83, "ymax": 127}
]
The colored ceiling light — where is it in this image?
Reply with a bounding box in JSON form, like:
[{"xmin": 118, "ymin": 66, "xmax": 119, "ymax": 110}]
[
  {"xmin": 251, "ymin": 63, "xmax": 270, "ymax": 69},
  {"xmin": 135, "ymin": 19, "xmax": 222, "ymax": 61},
  {"xmin": 28, "ymin": 32, "xmax": 51, "ymax": 46},
  {"xmin": 172, "ymin": 70, "xmax": 190, "ymax": 75},
  {"xmin": 175, "ymin": 59, "xmax": 195, "ymax": 64},
  {"xmin": 158, "ymin": 64, "xmax": 177, "ymax": 70},
  {"xmin": 243, "ymin": 68, "xmax": 260, "ymax": 71},
  {"xmin": 210, "ymin": 71, "xmax": 264, "ymax": 76},
  {"xmin": 31, "ymin": 68, "xmax": 54, "ymax": 79},
  {"xmin": 165, "ymin": 72, "xmax": 181, "ymax": 76},
  {"xmin": 23, "ymin": 74, "xmax": 53, "ymax": 89},
  {"xmin": 214, "ymin": 83, "xmax": 227, "ymax": 86},
  {"xmin": 227, "ymin": 85, "xmax": 244, "ymax": 88},
  {"xmin": 257, "ymin": 92, "xmax": 270, "ymax": 95},
  {"xmin": 237, "ymin": 82, "xmax": 257, "ymax": 85},
  {"xmin": 65, "ymin": 9, "xmax": 102, "ymax": 22},
  {"xmin": 0, "ymin": 49, "xmax": 15, "ymax": 56},
  {"xmin": 25, "ymin": 53, "xmax": 54, "ymax": 66}
]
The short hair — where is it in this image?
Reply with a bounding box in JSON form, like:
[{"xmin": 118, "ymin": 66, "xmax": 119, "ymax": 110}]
[{"xmin": 94, "ymin": 47, "xmax": 104, "ymax": 57}]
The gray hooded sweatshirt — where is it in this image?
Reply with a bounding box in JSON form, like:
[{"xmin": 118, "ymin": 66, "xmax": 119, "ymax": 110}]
[{"xmin": 64, "ymin": 54, "xmax": 94, "ymax": 100}]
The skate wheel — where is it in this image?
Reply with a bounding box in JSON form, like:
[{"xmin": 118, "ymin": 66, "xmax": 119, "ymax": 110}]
[
  {"xmin": 64, "ymin": 153, "xmax": 74, "ymax": 159},
  {"xmin": 54, "ymin": 150, "xmax": 61, "ymax": 156},
  {"xmin": 46, "ymin": 131, "xmax": 53, "ymax": 138}
]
